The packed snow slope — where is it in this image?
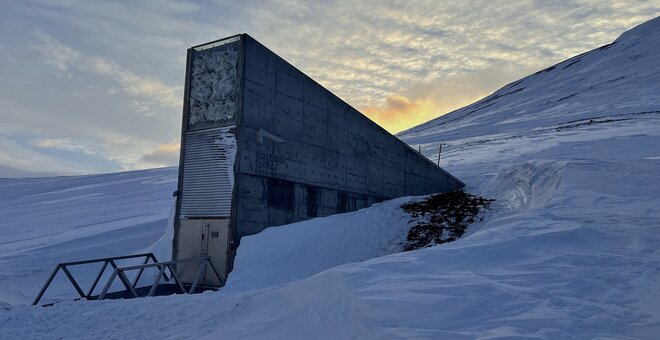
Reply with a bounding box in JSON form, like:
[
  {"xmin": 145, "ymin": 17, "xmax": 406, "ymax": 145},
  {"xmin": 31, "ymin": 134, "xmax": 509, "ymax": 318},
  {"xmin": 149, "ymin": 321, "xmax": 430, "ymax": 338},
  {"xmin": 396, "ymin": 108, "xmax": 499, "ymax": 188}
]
[
  {"xmin": 1, "ymin": 17, "xmax": 660, "ymax": 339},
  {"xmin": 0, "ymin": 167, "xmax": 177, "ymax": 305}
]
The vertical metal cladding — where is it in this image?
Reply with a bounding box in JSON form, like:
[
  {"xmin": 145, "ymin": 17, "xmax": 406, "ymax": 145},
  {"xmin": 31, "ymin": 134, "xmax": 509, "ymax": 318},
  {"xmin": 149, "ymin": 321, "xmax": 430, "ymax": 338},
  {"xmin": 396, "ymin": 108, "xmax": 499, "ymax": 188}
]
[{"xmin": 180, "ymin": 126, "xmax": 236, "ymax": 218}]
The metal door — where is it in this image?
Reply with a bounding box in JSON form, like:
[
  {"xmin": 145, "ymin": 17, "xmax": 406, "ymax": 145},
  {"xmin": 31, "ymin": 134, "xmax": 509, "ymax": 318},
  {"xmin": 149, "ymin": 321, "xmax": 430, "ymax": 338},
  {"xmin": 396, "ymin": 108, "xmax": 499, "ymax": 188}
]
[
  {"xmin": 176, "ymin": 218, "xmax": 230, "ymax": 287},
  {"xmin": 204, "ymin": 219, "xmax": 230, "ymax": 287}
]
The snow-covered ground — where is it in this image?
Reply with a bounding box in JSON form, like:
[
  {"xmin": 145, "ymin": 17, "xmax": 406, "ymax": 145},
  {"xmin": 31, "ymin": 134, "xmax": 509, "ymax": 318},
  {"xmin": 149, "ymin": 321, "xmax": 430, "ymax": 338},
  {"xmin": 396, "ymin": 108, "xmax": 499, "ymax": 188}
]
[
  {"xmin": 1, "ymin": 16, "xmax": 660, "ymax": 340},
  {"xmin": 0, "ymin": 168, "xmax": 177, "ymax": 306}
]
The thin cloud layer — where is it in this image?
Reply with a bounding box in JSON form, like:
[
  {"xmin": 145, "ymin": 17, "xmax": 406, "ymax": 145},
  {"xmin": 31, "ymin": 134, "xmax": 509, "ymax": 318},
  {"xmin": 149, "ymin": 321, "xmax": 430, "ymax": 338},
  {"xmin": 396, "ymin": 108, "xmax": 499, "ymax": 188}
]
[
  {"xmin": 0, "ymin": 1, "xmax": 657, "ymax": 175},
  {"xmin": 139, "ymin": 143, "xmax": 181, "ymax": 168},
  {"xmin": 33, "ymin": 29, "xmax": 181, "ymax": 113},
  {"xmin": 32, "ymin": 138, "xmax": 97, "ymax": 156}
]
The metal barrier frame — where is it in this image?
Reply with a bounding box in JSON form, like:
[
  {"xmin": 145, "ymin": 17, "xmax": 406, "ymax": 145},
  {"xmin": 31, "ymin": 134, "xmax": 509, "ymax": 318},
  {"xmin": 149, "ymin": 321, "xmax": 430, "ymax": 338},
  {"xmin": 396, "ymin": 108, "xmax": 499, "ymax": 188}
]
[
  {"xmin": 33, "ymin": 253, "xmax": 166, "ymax": 306},
  {"xmin": 97, "ymin": 256, "xmax": 223, "ymax": 300},
  {"xmin": 33, "ymin": 254, "xmax": 223, "ymax": 306}
]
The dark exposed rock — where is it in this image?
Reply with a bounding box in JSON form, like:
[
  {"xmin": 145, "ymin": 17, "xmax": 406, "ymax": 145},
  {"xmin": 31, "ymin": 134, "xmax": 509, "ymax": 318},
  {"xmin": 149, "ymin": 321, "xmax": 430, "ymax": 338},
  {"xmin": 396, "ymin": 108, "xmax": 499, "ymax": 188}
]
[{"xmin": 402, "ymin": 190, "xmax": 494, "ymax": 251}]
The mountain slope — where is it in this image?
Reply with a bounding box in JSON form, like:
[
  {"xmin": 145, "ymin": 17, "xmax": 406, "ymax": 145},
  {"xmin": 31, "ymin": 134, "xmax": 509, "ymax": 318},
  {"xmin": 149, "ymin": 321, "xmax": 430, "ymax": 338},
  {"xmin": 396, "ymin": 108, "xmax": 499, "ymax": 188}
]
[
  {"xmin": 1, "ymin": 17, "xmax": 660, "ymax": 339},
  {"xmin": 399, "ymin": 16, "xmax": 660, "ymax": 157}
]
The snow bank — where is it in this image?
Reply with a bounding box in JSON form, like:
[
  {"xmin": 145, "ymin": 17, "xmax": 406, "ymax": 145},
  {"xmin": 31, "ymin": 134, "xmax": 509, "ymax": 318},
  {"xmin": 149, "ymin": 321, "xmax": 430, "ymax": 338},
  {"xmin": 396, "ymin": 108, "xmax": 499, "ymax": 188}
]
[{"xmin": 224, "ymin": 196, "xmax": 415, "ymax": 292}]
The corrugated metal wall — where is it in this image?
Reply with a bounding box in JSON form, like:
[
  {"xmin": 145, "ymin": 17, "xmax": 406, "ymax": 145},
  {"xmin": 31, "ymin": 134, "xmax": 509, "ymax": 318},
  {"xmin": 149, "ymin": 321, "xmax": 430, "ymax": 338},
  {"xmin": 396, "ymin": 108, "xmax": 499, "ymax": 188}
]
[{"xmin": 180, "ymin": 127, "xmax": 236, "ymax": 218}]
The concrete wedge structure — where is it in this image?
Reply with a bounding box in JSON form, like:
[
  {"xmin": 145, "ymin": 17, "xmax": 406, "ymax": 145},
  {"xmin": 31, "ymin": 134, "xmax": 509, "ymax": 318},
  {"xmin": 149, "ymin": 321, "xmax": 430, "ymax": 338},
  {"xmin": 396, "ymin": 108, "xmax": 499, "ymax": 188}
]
[{"xmin": 173, "ymin": 34, "xmax": 464, "ymax": 286}]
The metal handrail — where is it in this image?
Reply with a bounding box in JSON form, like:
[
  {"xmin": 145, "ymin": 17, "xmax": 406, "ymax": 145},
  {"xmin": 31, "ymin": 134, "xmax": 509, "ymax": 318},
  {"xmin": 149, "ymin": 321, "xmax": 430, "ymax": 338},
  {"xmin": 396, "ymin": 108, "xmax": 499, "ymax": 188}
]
[
  {"xmin": 32, "ymin": 253, "xmax": 168, "ymax": 306},
  {"xmin": 97, "ymin": 256, "xmax": 223, "ymax": 300},
  {"xmin": 33, "ymin": 254, "xmax": 224, "ymax": 306}
]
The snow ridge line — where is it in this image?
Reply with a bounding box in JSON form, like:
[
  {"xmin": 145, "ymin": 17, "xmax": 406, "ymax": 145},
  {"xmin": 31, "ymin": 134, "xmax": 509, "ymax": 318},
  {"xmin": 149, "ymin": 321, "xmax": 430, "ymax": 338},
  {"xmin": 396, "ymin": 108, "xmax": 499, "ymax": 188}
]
[{"xmin": 445, "ymin": 110, "xmax": 660, "ymax": 149}]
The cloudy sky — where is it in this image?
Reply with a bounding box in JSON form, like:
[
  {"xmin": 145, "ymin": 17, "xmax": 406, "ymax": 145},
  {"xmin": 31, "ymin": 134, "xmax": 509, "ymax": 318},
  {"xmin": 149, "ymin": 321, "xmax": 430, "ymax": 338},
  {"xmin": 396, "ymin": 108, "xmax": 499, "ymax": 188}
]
[{"xmin": 0, "ymin": 1, "xmax": 657, "ymax": 176}]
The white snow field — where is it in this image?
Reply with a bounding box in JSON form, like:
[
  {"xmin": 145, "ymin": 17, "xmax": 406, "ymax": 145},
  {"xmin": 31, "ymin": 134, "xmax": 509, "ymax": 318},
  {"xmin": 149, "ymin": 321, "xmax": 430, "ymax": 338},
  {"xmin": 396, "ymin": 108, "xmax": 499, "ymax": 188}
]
[
  {"xmin": 1, "ymin": 16, "xmax": 660, "ymax": 339},
  {"xmin": 0, "ymin": 168, "xmax": 178, "ymax": 306}
]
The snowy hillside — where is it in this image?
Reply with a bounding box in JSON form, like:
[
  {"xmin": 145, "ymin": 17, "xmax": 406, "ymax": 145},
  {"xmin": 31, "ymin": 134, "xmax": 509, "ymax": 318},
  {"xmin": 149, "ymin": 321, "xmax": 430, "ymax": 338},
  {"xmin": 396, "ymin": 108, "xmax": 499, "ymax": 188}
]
[
  {"xmin": 0, "ymin": 168, "xmax": 177, "ymax": 305},
  {"xmin": 1, "ymin": 17, "xmax": 660, "ymax": 339},
  {"xmin": 400, "ymin": 16, "xmax": 660, "ymax": 150}
]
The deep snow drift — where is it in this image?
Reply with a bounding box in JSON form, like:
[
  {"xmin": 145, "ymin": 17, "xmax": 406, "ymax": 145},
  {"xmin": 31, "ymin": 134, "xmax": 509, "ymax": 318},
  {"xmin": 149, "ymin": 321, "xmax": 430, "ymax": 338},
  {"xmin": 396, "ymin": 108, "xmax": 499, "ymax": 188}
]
[{"xmin": 1, "ymin": 17, "xmax": 660, "ymax": 339}]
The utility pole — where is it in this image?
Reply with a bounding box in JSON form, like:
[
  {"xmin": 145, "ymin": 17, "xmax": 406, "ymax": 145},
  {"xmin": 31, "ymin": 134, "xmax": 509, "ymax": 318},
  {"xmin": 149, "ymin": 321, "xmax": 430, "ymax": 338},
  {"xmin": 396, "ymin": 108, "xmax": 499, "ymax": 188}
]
[{"xmin": 437, "ymin": 144, "xmax": 442, "ymax": 165}]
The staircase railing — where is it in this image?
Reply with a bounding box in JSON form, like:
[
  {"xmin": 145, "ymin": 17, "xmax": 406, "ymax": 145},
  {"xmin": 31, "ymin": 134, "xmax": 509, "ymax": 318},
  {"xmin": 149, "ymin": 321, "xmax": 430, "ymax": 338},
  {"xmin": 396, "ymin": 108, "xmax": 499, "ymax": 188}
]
[
  {"xmin": 33, "ymin": 253, "xmax": 164, "ymax": 306},
  {"xmin": 32, "ymin": 252, "xmax": 225, "ymax": 307},
  {"xmin": 97, "ymin": 256, "xmax": 223, "ymax": 300}
]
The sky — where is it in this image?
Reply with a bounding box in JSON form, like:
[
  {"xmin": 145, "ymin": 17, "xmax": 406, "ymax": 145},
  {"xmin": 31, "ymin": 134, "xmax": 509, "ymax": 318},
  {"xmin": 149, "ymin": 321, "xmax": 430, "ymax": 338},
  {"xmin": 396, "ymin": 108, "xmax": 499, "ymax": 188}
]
[{"xmin": 0, "ymin": 1, "xmax": 658, "ymax": 176}]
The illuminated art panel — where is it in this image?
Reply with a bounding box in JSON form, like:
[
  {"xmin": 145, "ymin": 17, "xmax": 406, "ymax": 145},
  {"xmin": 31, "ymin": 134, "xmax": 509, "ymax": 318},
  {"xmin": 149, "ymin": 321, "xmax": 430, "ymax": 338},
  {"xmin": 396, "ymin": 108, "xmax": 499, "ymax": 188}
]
[{"xmin": 187, "ymin": 39, "xmax": 240, "ymax": 130}]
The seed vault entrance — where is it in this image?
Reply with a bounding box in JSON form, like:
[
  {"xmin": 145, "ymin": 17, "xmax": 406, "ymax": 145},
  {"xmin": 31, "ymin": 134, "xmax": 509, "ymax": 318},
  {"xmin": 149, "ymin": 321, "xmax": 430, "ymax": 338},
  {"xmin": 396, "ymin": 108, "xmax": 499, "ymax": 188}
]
[
  {"xmin": 173, "ymin": 35, "xmax": 241, "ymax": 287},
  {"xmin": 173, "ymin": 34, "xmax": 464, "ymax": 288},
  {"xmin": 177, "ymin": 219, "xmax": 229, "ymax": 287}
]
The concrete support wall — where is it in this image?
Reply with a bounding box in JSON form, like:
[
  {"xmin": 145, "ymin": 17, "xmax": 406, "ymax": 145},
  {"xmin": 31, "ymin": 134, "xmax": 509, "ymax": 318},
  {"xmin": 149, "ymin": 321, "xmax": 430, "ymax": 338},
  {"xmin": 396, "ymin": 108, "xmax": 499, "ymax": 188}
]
[{"xmin": 232, "ymin": 35, "xmax": 463, "ymax": 240}]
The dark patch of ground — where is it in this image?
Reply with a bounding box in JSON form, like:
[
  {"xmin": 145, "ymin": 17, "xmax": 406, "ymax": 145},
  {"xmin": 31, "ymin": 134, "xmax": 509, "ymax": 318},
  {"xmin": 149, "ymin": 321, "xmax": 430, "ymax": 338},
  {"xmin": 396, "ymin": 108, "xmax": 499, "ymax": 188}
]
[
  {"xmin": 402, "ymin": 190, "xmax": 495, "ymax": 251},
  {"xmin": 562, "ymin": 58, "xmax": 582, "ymax": 69},
  {"xmin": 532, "ymin": 65, "xmax": 556, "ymax": 75}
]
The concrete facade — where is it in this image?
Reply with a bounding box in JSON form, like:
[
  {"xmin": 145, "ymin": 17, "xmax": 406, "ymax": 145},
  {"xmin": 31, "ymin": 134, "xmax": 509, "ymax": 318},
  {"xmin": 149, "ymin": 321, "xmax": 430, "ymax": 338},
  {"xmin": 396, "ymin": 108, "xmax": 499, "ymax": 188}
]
[
  {"xmin": 174, "ymin": 34, "xmax": 463, "ymax": 282},
  {"xmin": 231, "ymin": 35, "xmax": 464, "ymax": 241}
]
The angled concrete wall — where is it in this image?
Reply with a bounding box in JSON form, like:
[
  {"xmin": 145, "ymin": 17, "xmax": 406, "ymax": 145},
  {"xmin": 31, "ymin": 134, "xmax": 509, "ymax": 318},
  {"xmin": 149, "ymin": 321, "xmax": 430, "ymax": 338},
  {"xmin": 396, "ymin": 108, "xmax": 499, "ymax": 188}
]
[
  {"xmin": 175, "ymin": 34, "xmax": 464, "ymax": 280},
  {"xmin": 231, "ymin": 34, "xmax": 463, "ymax": 241}
]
